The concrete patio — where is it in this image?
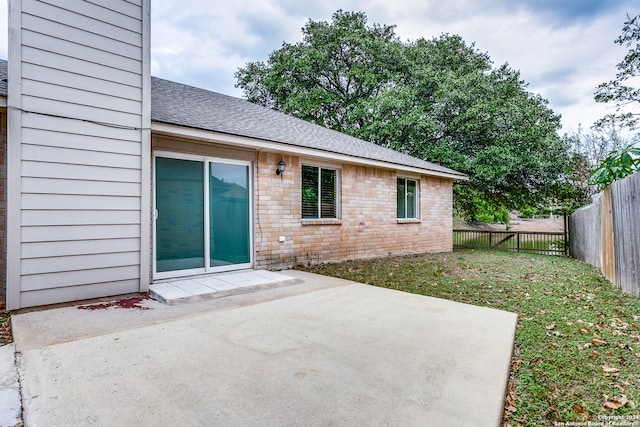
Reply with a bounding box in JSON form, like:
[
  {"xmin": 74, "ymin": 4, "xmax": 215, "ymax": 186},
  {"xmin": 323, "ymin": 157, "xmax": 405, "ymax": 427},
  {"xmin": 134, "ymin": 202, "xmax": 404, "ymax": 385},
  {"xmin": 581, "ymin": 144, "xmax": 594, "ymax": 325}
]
[{"xmin": 9, "ymin": 270, "xmax": 517, "ymax": 426}]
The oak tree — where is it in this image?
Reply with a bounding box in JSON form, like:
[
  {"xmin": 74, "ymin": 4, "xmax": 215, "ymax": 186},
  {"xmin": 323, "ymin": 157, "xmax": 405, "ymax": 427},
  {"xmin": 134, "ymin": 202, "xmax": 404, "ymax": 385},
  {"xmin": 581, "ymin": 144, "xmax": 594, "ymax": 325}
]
[{"xmin": 236, "ymin": 10, "xmax": 577, "ymax": 218}]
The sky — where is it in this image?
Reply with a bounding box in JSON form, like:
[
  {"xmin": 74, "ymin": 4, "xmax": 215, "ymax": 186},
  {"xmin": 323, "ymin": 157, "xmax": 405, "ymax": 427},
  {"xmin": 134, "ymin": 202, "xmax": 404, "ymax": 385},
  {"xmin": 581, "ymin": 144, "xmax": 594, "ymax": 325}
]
[{"xmin": 0, "ymin": 0, "xmax": 638, "ymax": 134}]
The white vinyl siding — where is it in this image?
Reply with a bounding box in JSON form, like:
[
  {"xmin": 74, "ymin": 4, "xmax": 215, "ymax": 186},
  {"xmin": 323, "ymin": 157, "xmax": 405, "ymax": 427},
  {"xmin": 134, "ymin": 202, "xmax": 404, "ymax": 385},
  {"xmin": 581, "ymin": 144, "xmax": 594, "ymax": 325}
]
[
  {"xmin": 7, "ymin": 0, "xmax": 150, "ymax": 309},
  {"xmin": 20, "ymin": 280, "xmax": 142, "ymax": 308},
  {"xmin": 22, "ymin": 239, "xmax": 142, "ymax": 259}
]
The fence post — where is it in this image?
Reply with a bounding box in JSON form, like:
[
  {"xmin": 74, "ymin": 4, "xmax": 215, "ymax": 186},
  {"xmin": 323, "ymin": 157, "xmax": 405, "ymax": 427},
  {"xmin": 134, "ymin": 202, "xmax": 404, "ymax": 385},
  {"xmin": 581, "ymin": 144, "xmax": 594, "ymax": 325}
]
[
  {"xmin": 601, "ymin": 187, "xmax": 616, "ymax": 284},
  {"xmin": 517, "ymin": 232, "xmax": 521, "ymax": 253},
  {"xmin": 563, "ymin": 212, "xmax": 568, "ymax": 256}
]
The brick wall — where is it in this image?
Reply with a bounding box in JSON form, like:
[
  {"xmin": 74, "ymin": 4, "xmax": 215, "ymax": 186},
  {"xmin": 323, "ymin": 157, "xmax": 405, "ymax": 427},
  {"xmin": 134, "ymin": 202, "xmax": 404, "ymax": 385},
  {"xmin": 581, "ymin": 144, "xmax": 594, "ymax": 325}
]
[{"xmin": 255, "ymin": 151, "xmax": 453, "ymax": 269}]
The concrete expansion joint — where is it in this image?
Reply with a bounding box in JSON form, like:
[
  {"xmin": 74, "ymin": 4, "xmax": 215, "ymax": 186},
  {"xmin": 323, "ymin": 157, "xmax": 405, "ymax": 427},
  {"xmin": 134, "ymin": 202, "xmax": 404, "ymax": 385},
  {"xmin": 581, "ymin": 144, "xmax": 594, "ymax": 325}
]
[
  {"xmin": 13, "ymin": 348, "xmax": 25, "ymax": 427},
  {"xmin": 0, "ymin": 344, "xmax": 24, "ymax": 427}
]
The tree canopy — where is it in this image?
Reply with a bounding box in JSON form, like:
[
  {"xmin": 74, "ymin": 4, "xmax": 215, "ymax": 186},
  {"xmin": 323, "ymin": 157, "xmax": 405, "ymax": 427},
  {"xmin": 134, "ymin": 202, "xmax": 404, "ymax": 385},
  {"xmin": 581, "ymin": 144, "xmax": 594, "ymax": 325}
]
[
  {"xmin": 590, "ymin": 12, "xmax": 640, "ymax": 189},
  {"xmin": 236, "ymin": 10, "xmax": 577, "ymax": 218},
  {"xmin": 594, "ymin": 13, "xmax": 640, "ymax": 130}
]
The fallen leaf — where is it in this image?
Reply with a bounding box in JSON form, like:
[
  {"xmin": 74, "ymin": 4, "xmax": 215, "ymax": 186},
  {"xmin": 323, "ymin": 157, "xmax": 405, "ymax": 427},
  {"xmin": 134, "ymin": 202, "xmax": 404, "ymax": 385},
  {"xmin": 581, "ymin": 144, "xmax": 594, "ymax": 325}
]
[
  {"xmin": 612, "ymin": 383, "xmax": 626, "ymax": 393},
  {"xmin": 603, "ymin": 400, "xmax": 620, "ymax": 410},
  {"xmin": 573, "ymin": 404, "xmax": 589, "ymax": 419},
  {"xmin": 593, "ymin": 338, "xmax": 608, "ymax": 346},
  {"xmin": 546, "ymin": 323, "xmax": 556, "ymax": 330},
  {"xmin": 602, "ymin": 365, "xmax": 619, "ymax": 373},
  {"xmin": 603, "ymin": 394, "xmax": 628, "ymax": 409}
]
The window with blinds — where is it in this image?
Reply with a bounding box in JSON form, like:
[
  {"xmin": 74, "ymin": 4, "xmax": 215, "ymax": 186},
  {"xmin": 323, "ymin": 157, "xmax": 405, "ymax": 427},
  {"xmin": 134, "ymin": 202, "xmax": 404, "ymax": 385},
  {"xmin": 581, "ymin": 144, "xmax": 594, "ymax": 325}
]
[
  {"xmin": 302, "ymin": 165, "xmax": 339, "ymax": 219},
  {"xmin": 397, "ymin": 178, "xmax": 418, "ymax": 219}
]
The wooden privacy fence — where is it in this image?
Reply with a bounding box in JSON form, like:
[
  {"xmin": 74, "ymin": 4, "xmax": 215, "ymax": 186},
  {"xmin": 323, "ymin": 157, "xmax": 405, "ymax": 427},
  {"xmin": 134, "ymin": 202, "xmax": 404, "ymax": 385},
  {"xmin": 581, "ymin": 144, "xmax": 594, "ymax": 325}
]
[
  {"xmin": 569, "ymin": 171, "xmax": 640, "ymax": 298},
  {"xmin": 453, "ymin": 229, "xmax": 567, "ymax": 255}
]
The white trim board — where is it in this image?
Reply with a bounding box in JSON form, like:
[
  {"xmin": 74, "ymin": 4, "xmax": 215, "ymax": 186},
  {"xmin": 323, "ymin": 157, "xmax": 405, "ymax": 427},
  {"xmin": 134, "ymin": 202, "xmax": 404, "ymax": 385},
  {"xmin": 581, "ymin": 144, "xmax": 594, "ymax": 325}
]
[{"xmin": 151, "ymin": 122, "xmax": 469, "ymax": 181}]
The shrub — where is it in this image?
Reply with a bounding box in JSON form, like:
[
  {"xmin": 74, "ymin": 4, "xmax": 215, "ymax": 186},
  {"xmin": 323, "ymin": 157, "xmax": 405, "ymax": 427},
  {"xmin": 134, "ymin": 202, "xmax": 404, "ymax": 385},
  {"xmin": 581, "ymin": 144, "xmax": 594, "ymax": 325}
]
[
  {"xmin": 521, "ymin": 206, "xmax": 536, "ymax": 218},
  {"xmin": 475, "ymin": 213, "xmax": 494, "ymax": 223}
]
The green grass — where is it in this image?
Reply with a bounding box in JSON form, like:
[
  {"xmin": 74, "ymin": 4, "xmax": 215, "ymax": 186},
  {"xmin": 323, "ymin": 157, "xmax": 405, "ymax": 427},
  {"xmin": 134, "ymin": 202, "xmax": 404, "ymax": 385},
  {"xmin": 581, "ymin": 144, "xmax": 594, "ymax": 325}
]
[{"xmin": 299, "ymin": 250, "xmax": 640, "ymax": 425}]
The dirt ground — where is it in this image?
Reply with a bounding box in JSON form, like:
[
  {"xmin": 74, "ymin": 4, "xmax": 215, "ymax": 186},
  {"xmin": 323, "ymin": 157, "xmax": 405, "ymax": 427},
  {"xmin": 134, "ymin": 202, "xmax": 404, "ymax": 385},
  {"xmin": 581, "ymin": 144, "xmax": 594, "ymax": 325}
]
[
  {"xmin": 457, "ymin": 217, "xmax": 565, "ymax": 233},
  {"xmin": 0, "ymin": 304, "xmax": 11, "ymax": 345}
]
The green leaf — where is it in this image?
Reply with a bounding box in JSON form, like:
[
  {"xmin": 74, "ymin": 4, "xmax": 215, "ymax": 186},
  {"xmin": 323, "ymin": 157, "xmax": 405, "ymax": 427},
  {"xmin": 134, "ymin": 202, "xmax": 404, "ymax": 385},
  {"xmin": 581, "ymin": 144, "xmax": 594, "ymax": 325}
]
[{"xmin": 236, "ymin": 10, "xmax": 576, "ymax": 218}]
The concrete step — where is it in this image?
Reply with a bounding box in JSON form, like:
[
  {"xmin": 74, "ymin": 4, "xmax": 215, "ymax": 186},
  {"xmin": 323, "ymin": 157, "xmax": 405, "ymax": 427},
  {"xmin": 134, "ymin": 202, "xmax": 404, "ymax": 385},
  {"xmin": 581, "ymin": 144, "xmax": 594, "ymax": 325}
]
[{"xmin": 149, "ymin": 270, "xmax": 302, "ymax": 305}]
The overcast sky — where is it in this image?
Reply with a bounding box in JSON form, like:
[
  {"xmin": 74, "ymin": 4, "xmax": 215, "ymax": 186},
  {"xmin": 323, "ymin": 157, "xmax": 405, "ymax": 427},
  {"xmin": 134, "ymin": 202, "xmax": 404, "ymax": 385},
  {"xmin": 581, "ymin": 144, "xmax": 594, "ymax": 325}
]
[{"xmin": 1, "ymin": 1, "xmax": 638, "ymax": 134}]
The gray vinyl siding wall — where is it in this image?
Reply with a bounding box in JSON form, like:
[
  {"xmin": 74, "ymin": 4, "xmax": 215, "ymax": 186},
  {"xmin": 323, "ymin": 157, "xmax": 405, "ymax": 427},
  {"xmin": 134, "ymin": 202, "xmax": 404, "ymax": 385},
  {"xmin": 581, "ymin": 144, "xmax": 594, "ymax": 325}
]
[{"xmin": 7, "ymin": 0, "xmax": 150, "ymax": 309}]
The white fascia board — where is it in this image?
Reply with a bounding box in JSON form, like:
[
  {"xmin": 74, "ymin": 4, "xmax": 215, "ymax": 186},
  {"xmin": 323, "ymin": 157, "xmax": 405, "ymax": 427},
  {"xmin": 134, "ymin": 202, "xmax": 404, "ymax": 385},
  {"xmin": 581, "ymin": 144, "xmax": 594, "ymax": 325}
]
[
  {"xmin": 151, "ymin": 122, "xmax": 468, "ymax": 181},
  {"xmin": 139, "ymin": 0, "xmax": 151, "ymax": 291},
  {"xmin": 6, "ymin": 0, "xmax": 23, "ymax": 310}
]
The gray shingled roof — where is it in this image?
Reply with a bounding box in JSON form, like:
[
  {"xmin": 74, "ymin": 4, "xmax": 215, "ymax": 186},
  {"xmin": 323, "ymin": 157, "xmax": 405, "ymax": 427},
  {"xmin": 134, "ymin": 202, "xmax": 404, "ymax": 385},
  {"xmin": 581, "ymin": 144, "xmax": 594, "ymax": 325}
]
[
  {"xmin": 151, "ymin": 77, "xmax": 465, "ymax": 178},
  {"xmin": 0, "ymin": 59, "xmax": 464, "ymax": 178}
]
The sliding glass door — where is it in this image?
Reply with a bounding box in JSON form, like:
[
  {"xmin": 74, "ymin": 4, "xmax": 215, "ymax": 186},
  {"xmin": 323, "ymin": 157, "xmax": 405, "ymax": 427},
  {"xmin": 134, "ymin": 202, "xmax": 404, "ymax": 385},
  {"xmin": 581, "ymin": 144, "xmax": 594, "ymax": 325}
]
[
  {"xmin": 209, "ymin": 162, "xmax": 251, "ymax": 266},
  {"xmin": 154, "ymin": 153, "xmax": 252, "ymax": 279}
]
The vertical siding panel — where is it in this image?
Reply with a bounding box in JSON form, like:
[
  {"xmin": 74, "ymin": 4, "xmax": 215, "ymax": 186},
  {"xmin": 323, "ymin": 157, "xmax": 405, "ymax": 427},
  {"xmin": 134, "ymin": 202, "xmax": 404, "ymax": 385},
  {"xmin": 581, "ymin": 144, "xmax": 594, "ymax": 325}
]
[
  {"xmin": 0, "ymin": 111, "xmax": 6, "ymax": 302},
  {"xmin": 7, "ymin": 0, "xmax": 150, "ymax": 309}
]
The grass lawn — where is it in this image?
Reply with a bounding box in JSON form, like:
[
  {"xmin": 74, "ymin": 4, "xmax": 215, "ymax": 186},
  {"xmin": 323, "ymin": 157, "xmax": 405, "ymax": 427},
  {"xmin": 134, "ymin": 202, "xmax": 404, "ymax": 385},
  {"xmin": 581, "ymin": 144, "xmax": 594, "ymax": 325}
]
[{"xmin": 299, "ymin": 249, "xmax": 640, "ymax": 426}]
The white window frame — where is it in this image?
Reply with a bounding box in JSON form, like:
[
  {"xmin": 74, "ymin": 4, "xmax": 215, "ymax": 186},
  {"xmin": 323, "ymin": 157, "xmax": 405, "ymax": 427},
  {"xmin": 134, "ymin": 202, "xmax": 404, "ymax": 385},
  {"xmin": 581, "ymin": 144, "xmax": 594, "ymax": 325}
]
[
  {"xmin": 397, "ymin": 177, "xmax": 419, "ymax": 219},
  {"xmin": 301, "ymin": 164, "xmax": 341, "ymax": 220}
]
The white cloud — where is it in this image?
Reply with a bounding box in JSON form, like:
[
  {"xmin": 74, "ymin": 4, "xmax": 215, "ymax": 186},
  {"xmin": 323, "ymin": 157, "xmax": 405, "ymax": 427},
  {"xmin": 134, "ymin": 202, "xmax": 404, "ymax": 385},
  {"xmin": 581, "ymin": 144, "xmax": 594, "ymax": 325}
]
[
  {"xmin": 0, "ymin": 0, "xmax": 635, "ymax": 132},
  {"xmin": 354, "ymin": 0, "xmax": 632, "ymax": 131},
  {"xmin": 151, "ymin": 0, "xmax": 312, "ymax": 95}
]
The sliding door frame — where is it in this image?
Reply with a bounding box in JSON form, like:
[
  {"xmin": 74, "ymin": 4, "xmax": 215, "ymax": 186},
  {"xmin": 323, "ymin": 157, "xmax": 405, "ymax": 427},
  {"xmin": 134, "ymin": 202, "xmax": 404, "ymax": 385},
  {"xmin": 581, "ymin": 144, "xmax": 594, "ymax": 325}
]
[{"xmin": 153, "ymin": 151, "xmax": 254, "ymax": 280}]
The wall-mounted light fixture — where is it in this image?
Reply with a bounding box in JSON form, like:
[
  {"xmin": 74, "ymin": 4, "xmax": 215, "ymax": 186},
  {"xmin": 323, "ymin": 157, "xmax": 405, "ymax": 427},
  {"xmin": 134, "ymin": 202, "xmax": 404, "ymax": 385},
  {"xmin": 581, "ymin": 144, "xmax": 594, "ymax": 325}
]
[{"xmin": 276, "ymin": 159, "xmax": 286, "ymax": 176}]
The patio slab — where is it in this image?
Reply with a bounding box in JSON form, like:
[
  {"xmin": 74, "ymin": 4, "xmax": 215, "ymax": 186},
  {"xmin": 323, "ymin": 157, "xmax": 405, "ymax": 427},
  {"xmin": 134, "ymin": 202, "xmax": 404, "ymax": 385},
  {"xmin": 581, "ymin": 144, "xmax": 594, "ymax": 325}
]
[
  {"xmin": 0, "ymin": 344, "xmax": 21, "ymax": 427},
  {"xmin": 11, "ymin": 270, "xmax": 517, "ymax": 426}
]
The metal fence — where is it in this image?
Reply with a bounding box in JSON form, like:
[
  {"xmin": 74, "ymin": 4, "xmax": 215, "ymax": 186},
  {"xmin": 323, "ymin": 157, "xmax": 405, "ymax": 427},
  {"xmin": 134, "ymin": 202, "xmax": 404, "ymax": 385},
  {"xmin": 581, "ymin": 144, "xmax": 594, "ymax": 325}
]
[{"xmin": 453, "ymin": 229, "xmax": 567, "ymax": 255}]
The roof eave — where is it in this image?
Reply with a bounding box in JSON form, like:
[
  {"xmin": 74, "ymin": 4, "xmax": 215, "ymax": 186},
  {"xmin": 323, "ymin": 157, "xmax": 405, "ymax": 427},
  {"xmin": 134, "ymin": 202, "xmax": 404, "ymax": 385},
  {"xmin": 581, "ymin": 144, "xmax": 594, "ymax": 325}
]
[{"xmin": 151, "ymin": 121, "xmax": 469, "ymax": 181}]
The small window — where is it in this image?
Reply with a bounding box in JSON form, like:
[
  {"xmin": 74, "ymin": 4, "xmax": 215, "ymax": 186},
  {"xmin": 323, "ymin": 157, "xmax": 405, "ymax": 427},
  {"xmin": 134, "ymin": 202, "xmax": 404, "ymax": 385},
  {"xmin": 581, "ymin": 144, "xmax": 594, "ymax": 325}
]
[
  {"xmin": 397, "ymin": 178, "xmax": 418, "ymax": 219},
  {"xmin": 302, "ymin": 165, "xmax": 339, "ymax": 219}
]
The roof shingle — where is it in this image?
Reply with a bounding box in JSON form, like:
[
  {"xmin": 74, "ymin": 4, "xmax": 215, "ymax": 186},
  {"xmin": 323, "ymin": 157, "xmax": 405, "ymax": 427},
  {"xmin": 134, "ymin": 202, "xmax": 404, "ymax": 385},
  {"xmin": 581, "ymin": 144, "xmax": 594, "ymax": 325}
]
[
  {"xmin": 151, "ymin": 77, "xmax": 465, "ymax": 177},
  {"xmin": 0, "ymin": 59, "xmax": 464, "ymax": 178}
]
